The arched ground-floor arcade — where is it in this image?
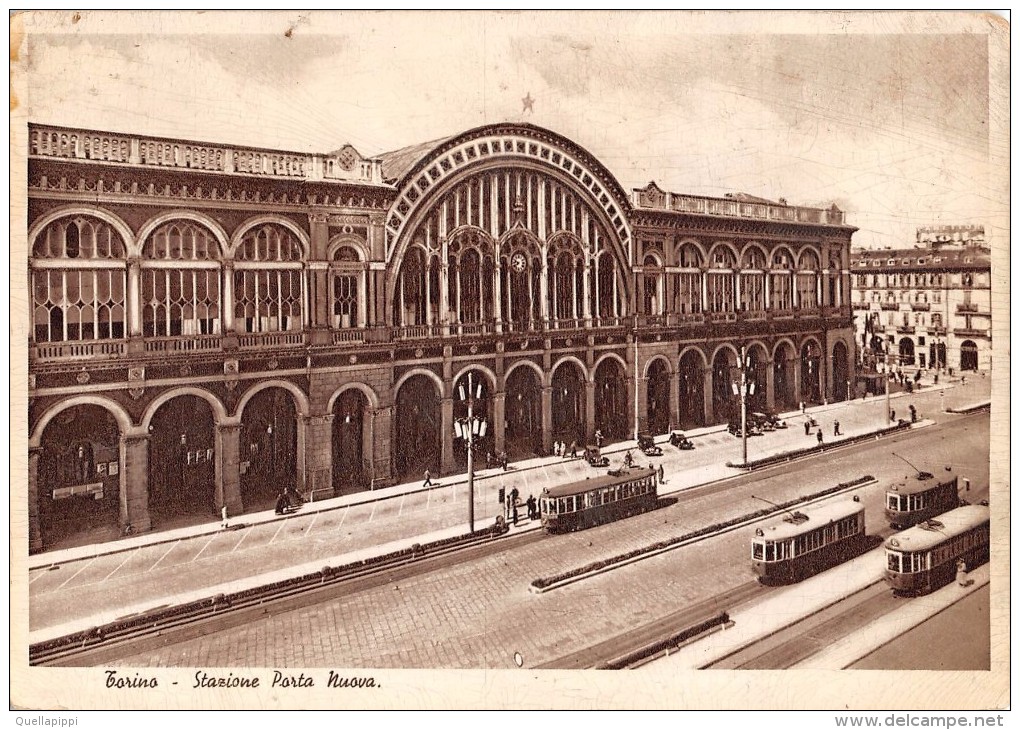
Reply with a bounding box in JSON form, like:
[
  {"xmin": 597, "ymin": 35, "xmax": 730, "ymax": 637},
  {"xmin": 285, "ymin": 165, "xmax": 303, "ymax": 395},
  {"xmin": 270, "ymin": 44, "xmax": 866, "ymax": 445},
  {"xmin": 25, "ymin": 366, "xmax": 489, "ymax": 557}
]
[{"xmin": 27, "ymin": 326, "xmax": 855, "ymax": 552}]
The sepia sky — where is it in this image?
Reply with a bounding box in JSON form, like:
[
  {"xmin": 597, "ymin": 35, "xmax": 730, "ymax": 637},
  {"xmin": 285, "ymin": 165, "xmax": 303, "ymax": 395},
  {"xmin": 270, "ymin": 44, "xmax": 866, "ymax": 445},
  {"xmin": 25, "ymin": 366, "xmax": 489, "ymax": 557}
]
[{"xmin": 16, "ymin": 10, "xmax": 1008, "ymax": 249}]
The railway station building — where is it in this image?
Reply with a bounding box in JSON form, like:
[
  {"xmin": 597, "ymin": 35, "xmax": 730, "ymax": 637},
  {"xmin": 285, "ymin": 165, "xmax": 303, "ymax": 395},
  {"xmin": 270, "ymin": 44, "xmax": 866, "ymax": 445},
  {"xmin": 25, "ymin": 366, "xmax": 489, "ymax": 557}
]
[
  {"xmin": 850, "ymin": 225, "xmax": 992, "ymax": 374},
  {"xmin": 25, "ymin": 122, "xmax": 857, "ymax": 552}
]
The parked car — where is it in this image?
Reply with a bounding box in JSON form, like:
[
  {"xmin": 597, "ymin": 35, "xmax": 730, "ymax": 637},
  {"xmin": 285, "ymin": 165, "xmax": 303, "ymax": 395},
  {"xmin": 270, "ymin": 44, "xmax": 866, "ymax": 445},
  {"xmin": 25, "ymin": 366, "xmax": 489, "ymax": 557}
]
[
  {"xmin": 669, "ymin": 432, "xmax": 695, "ymax": 450},
  {"xmin": 636, "ymin": 433, "xmax": 663, "ymax": 456}
]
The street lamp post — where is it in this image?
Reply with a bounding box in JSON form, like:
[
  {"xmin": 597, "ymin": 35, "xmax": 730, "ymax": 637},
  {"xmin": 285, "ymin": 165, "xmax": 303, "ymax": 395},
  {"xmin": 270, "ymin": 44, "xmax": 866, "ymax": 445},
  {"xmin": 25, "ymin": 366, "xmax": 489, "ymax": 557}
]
[
  {"xmin": 454, "ymin": 372, "xmax": 487, "ymax": 534},
  {"xmin": 885, "ymin": 350, "xmax": 892, "ymax": 422},
  {"xmin": 732, "ymin": 346, "xmax": 756, "ymax": 467}
]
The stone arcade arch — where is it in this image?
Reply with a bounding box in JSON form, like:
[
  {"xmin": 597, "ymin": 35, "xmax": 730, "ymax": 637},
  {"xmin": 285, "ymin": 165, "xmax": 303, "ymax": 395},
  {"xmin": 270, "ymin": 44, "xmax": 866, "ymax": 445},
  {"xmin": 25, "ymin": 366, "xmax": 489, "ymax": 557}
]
[
  {"xmin": 333, "ymin": 388, "xmax": 371, "ymax": 494},
  {"xmin": 645, "ymin": 358, "xmax": 672, "ymax": 436},
  {"xmin": 147, "ymin": 394, "xmax": 218, "ymax": 528},
  {"xmin": 772, "ymin": 340, "xmax": 798, "ymax": 411},
  {"xmin": 504, "ymin": 363, "xmax": 543, "ymax": 458},
  {"xmin": 594, "ymin": 357, "xmax": 629, "ymax": 441},
  {"xmin": 551, "ymin": 360, "xmax": 586, "ymax": 445},
  {"xmin": 35, "ymin": 404, "xmax": 124, "ymax": 549},
  {"xmin": 394, "ymin": 373, "xmax": 442, "ymax": 480},
  {"xmin": 831, "ymin": 340, "xmax": 850, "ymax": 402},
  {"xmin": 678, "ymin": 348, "xmax": 706, "ymax": 429},
  {"xmin": 711, "ymin": 346, "xmax": 739, "ymax": 424},
  {"xmin": 239, "ymin": 387, "xmax": 298, "ymax": 511}
]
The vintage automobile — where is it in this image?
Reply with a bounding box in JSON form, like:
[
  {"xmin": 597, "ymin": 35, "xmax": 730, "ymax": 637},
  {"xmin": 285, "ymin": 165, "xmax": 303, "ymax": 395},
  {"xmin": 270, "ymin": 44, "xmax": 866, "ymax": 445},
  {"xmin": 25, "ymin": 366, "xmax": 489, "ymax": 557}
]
[
  {"xmin": 584, "ymin": 444, "xmax": 610, "ymax": 467},
  {"xmin": 636, "ymin": 433, "xmax": 663, "ymax": 457},
  {"xmin": 669, "ymin": 431, "xmax": 695, "ymax": 450}
]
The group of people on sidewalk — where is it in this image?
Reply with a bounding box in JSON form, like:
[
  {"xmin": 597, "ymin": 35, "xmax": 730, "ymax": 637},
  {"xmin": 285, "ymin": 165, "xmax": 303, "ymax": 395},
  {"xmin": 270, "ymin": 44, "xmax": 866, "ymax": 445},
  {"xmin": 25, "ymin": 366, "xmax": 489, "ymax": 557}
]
[{"xmin": 502, "ymin": 486, "xmax": 538, "ymax": 526}]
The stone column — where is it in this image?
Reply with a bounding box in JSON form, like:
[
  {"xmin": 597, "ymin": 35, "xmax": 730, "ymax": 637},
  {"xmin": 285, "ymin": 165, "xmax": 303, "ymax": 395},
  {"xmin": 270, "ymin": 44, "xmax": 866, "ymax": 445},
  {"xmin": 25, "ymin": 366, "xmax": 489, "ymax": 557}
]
[
  {"xmin": 299, "ymin": 413, "xmax": 334, "ymax": 500},
  {"xmin": 541, "ymin": 386, "xmax": 553, "ymax": 453},
  {"xmin": 765, "ymin": 359, "xmax": 776, "ymax": 411},
  {"xmin": 221, "ymin": 260, "xmax": 236, "ymax": 334},
  {"xmin": 669, "ymin": 369, "xmax": 681, "ymax": 431},
  {"xmin": 793, "ymin": 358, "xmax": 803, "ymax": 405},
  {"xmin": 702, "ymin": 368, "xmax": 715, "ymax": 425},
  {"xmin": 370, "ymin": 406, "xmax": 393, "ymax": 486},
  {"xmin": 635, "ymin": 375, "xmax": 648, "ymax": 436},
  {"xmin": 127, "ymin": 259, "xmax": 142, "ymax": 337},
  {"xmin": 28, "ymin": 447, "xmax": 42, "ymax": 553},
  {"xmin": 440, "ymin": 396, "xmax": 455, "ymax": 475},
  {"xmin": 120, "ymin": 432, "xmax": 152, "ymax": 535},
  {"xmin": 492, "ymin": 391, "xmax": 506, "ymax": 453},
  {"xmin": 584, "ymin": 380, "xmax": 596, "ymax": 442},
  {"xmin": 215, "ymin": 422, "xmax": 244, "ymax": 516}
]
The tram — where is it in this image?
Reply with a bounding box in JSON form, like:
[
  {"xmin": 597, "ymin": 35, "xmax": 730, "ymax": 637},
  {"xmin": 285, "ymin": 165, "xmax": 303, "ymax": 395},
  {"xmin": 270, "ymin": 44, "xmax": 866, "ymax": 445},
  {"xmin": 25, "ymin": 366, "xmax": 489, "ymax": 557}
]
[
  {"xmin": 884, "ymin": 504, "xmax": 990, "ymax": 595},
  {"xmin": 885, "ymin": 475, "xmax": 960, "ymax": 529},
  {"xmin": 540, "ymin": 467, "xmax": 657, "ymax": 533},
  {"xmin": 751, "ymin": 499, "xmax": 867, "ymax": 584}
]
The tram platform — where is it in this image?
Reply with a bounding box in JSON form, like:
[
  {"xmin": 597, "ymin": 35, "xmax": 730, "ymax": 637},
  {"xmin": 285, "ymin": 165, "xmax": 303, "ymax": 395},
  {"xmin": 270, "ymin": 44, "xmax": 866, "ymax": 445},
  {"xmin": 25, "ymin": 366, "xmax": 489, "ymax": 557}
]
[
  {"xmin": 25, "ymin": 377, "xmax": 980, "ymax": 644},
  {"xmin": 646, "ymin": 548, "xmax": 991, "ymax": 671}
]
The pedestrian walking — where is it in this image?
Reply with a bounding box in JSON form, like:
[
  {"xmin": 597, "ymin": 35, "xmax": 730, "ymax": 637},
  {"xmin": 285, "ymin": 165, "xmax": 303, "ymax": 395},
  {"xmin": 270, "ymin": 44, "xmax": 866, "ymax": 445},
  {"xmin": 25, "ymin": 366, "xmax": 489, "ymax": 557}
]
[
  {"xmin": 890, "ymin": 409, "xmax": 896, "ymax": 423},
  {"xmin": 623, "ymin": 450, "xmax": 634, "ymax": 468},
  {"xmin": 422, "ymin": 469, "xmax": 433, "ymax": 488},
  {"xmin": 594, "ymin": 429, "xmax": 603, "ymax": 448},
  {"xmin": 526, "ymin": 494, "xmax": 537, "ymax": 520},
  {"xmin": 834, "ymin": 420, "xmax": 841, "ymax": 436},
  {"xmin": 569, "ymin": 440, "xmax": 578, "ymax": 459},
  {"xmin": 934, "ymin": 373, "xmax": 939, "ymax": 385},
  {"xmin": 909, "ymin": 404, "xmax": 917, "ymax": 423},
  {"xmin": 816, "ymin": 430, "xmax": 823, "ymax": 445},
  {"xmin": 485, "ymin": 451, "xmax": 492, "ymax": 469},
  {"xmin": 657, "ymin": 463, "xmax": 665, "ymax": 485},
  {"xmin": 800, "ymin": 401, "xmax": 806, "ymax": 414},
  {"xmin": 221, "ymin": 505, "xmax": 229, "ymax": 529},
  {"xmin": 804, "ymin": 420, "xmax": 811, "ymax": 436}
]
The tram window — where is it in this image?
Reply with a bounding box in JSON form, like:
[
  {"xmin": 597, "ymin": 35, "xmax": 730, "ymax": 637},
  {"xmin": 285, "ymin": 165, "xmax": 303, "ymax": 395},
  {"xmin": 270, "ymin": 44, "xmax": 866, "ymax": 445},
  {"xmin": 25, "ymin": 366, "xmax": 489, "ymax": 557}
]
[
  {"xmin": 763, "ymin": 543, "xmax": 774, "ymax": 562},
  {"xmin": 887, "ymin": 552, "xmax": 902, "ymax": 572},
  {"xmin": 752, "ymin": 541, "xmax": 764, "ymax": 560},
  {"xmin": 887, "ymin": 494, "xmax": 900, "ymax": 511}
]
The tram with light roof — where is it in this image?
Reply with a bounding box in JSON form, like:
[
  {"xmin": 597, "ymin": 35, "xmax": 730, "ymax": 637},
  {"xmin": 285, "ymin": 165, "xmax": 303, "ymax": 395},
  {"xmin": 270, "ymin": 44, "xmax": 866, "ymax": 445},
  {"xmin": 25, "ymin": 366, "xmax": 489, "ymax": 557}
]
[
  {"xmin": 751, "ymin": 499, "xmax": 867, "ymax": 584},
  {"xmin": 885, "ymin": 475, "xmax": 960, "ymax": 530},
  {"xmin": 540, "ymin": 467, "xmax": 657, "ymax": 533},
  {"xmin": 884, "ymin": 504, "xmax": 989, "ymax": 595}
]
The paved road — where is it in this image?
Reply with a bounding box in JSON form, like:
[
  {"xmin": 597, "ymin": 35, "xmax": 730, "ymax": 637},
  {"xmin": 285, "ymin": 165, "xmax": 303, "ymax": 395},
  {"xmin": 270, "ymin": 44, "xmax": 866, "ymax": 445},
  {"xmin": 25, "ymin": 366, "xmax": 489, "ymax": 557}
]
[
  {"xmin": 31, "ymin": 375, "xmax": 986, "ymax": 635},
  {"xmin": 109, "ymin": 412, "xmax": 990, "ymax": 669}
]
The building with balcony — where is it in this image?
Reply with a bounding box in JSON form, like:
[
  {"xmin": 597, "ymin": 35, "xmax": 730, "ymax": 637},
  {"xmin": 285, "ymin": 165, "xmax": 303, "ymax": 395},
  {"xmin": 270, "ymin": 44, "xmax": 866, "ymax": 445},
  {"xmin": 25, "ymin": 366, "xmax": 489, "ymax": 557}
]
[
  {"xmin": 25, "ymin": 122, "xmax": 856, "ymax": 552},
  {"xmin": 850, "ymin": 225, "xmax": 991, "ymax": 373}
]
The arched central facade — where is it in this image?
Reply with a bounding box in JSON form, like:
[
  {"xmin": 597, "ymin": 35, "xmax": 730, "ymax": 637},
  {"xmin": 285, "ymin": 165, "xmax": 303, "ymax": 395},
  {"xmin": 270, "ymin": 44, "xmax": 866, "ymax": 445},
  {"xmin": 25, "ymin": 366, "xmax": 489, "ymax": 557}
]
[{"xmin": 387, "ymin": 126, "xmax": 634, "ymax": 335}]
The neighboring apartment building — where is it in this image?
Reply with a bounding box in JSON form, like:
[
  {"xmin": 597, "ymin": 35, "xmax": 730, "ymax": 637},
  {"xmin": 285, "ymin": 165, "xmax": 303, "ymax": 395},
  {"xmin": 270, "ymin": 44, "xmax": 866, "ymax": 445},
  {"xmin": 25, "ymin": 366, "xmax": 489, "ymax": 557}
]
[
  {"xmin": 850, "ymin": 225, "xmax": 991, "ymax": 374},
  {"xmin": 25, "ymin": 122, "xmax": 856, "ymax": 551}
]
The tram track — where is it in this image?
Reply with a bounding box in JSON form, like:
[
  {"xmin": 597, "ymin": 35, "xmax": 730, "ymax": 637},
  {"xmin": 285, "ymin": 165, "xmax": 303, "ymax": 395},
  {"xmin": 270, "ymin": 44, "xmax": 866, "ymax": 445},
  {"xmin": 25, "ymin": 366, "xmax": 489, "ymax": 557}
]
[
  {"xmin": 32, "ymin": 526, "xmax": 545, "ymax": 667},
  {"xmin": 536, "ymin": 580, "xmax": 767, "ymax": 669},
  {"xmin": 703, "ymin": 580, "xmax": 900, "ymax": 669}
]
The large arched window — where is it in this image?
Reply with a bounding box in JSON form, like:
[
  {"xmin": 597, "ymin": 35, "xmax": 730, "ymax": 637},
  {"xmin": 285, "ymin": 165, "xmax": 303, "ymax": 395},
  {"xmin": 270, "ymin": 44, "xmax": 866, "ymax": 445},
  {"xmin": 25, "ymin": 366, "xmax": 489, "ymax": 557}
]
[
  {"xmin": 642, "ymin": 252, "xmax": 664, "ymax": 316},
  {"xmin": 770, "ymin": 248, "xmax": 795, "ymax": 311},
  {"xmin": 331, "ymin": 244, "xmax": 367, "ymax": 330},
  {"xmin": 675, "ymin": 242, "xmax": 703, "ymax": 315},
  {"xmin": 706, "ymin": 245, "xmax": 737, "ymax": 313},
  {"xmin": 141, "ymin": 221, "xmax": 221, "ymax": 337},
  {"xmin": 548, "ymin": 234, "xmax": 584, "ymax": 326},
  {"xmin": 739, "ymin": 246, "xmax": 767, "ymax": 313},
  {"xmin": 796, "ymin": 249, "xmax": 821, "ymax": 309},
  {"xmin": 234, "ymin": 224, "xmax": 304, "ymax": 333},
  {"xmin": 31, "ymin": 216, "xmax": 127, "ymax": 342}
]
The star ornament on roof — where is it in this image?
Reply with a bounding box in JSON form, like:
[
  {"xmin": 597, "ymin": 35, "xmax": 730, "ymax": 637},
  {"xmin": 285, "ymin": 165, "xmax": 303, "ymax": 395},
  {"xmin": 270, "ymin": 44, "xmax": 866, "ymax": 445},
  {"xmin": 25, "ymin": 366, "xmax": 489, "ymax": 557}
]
[{"xmin": 522, "ymin": 92, "xmax": 534, "ymax": 114}]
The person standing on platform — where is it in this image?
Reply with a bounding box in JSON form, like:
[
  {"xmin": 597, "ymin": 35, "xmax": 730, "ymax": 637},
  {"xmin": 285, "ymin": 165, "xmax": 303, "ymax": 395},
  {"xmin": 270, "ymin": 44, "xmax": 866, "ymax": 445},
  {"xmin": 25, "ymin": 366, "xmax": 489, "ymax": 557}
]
[
  {"xmin": 804, "ymin": 420, "xmax": 811, "ymax": 436},
  {"xmin": 834, "ymin": 420, "xmax": 841, "ymax": 437},
  {"xmin": 657, "ymin": 463, "xmax": 665, "ymax": 485},
  {"xmin": 816, "ymin": 430, "xmax": 823, "ymax": 445}
]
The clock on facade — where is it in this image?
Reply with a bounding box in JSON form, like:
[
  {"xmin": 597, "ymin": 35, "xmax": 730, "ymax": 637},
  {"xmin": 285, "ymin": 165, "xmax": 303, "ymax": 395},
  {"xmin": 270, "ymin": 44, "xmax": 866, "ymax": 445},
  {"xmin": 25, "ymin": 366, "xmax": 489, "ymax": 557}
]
[{"xmin": 510, "ymin": 252, "xmax": 528, "ymax": 273}]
